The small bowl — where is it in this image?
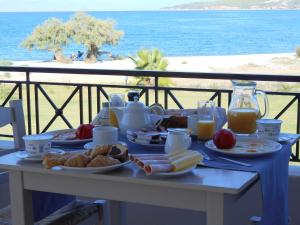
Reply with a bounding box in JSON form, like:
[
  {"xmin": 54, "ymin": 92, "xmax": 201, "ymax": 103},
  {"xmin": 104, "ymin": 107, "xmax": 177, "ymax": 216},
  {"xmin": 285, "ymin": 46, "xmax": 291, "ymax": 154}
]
[
  {"xmin": 22, "ymin": 134, "xmax": 53, "ymax": 157},
  {"xmin": 256, "ymin": 119, "xmax": 282, "ymax": 141}
]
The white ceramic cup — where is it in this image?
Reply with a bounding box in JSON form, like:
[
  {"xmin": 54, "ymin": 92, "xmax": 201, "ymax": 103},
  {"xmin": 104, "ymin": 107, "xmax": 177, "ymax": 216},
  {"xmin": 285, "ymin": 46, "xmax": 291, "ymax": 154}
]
[
  {"xmin": 22, "ymin": 134, "xmax": 53, "ymax": 157},
  {"xmin": 165, "ymin": 130, "xmax": 192, "ymax": 154},
  {"xmin": 187, "ymin": 115, "xmax": 198, "ymax": 135},
  {"xmin": 256, "ymin": 119, "xmax": 282, "ymax": 141},
  {"xmin": 93, "ymin": 126, "xmax": 118, "ymax": 145}
]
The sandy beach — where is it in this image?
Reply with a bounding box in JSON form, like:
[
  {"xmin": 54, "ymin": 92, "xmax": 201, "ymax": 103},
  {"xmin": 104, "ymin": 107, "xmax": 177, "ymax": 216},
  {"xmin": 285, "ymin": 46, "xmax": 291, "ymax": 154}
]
[{"xmin": 2, "ymin": 53, "xmax": 300, "ymax": 91}]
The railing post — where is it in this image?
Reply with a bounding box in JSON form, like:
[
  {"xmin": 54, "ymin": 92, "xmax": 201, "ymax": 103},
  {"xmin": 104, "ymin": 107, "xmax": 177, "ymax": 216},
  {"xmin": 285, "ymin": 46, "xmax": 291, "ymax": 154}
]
[
  {"xmin": 154, "ymin": 77, "xmax": 159, "ymax": 104},
  {"xmin": 88, "ymin": 86, "xmax": 92, "ymax": 123},
  {"xmin": 18, "ymin": 82, "xmax": 22, "ymax": 100},
  {"xmin": 79, "ymin": 86, "xmax": 83, "ymax": 124},
  {"xmin": 97, "ymin": 86, "xmax": 101, "ymax": 113},
  {"xmin": 26, "ymin": 71, "xmax": 32, "ymax": 134},
  {"xmin": 297, "ymin": 96, "xmax": 300, "ymax": 159},
  {"xmin": 34, "ymin": 84, "xmax": 39, "ymax": 134},
  {"xmin": 164, "ymin": 90, "xmax": 168, "ymax": 109},
  {"xmin": 145, "ymin": 89, "xmax": 149, "ymax": 106}
]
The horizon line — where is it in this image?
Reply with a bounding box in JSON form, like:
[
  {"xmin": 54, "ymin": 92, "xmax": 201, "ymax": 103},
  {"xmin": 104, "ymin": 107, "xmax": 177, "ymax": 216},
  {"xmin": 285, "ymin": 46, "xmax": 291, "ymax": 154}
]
[{"xmin": 1, "ymin": 9, "xmax": 300, "ymax": 13}]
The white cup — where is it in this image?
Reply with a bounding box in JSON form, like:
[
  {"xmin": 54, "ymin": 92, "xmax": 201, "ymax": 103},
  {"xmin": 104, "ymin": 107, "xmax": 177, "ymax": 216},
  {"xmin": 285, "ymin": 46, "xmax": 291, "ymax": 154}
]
[
  {"xmin": 256, "ymin": 119, "xmax": 282, "ymax": 141},
  {"xmin": 23, "ymin": 134, "xmax": 53, "ymax": 157},
  {"xmin": 165, "ymin": 130, "xmax": 192, "ymax": 154},
  {"xmin": 187, "ymin": 115, "xmax": 198, "ymax": 135},
  {"xmin": 93, "ymin": 126, "xmax": 118, "ymax": 146}
]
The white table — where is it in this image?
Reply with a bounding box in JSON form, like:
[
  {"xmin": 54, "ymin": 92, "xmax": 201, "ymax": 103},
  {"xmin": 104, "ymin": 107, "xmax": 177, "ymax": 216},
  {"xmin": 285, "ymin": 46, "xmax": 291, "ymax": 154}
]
[{"xmin": 0, "ymin": 152, "xmax": 258, "ymax": 225}]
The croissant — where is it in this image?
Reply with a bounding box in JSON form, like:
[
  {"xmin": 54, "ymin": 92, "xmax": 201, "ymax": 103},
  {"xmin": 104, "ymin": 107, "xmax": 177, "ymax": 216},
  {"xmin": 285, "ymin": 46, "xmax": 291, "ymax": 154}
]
[
  {"xmin": 64, "ymin": 154, "xmax": 90, "ymax": 167},
  {"xmin": 87, "ymin": 155, "xmax": 120, "ymax": 167},
  {"xmin": 90, "ymin": 145, "xmax": 112, "ymax": 158}
]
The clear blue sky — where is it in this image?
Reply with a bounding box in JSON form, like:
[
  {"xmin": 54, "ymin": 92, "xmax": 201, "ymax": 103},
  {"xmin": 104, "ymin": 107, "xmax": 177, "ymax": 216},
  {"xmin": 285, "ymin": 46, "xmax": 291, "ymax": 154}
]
[{"xmin": 0, "ymin": 0, "xmax": 209, "ymax": 12}]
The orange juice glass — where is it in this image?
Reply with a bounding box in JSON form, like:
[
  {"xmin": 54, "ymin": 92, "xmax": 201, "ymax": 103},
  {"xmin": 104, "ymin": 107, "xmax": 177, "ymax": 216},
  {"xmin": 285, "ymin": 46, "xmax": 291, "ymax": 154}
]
[
  {"xmin": 109, "ymin": 109, "xmax": 119, "ymax": 128},
  {"xmin": 109, "ymin": 93, "xmax": 125, "ymax": 128},
  {"xmin": 197, "ymin": 119, "xmax": 216, "ymax": 140},
  {"xmin": 197, "ymin": 100, "xmax": 215, "ymax": 140},
  {"xmin": 228, "ymin": 108, "xmax": 259, "ymax": 134}
]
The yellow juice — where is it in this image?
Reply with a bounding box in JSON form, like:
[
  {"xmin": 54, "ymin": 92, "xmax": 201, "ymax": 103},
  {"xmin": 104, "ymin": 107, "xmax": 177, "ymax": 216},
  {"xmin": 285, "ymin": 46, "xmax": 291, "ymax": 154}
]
[
  {"xmin": 197, "ymin": 120, "xmax": 216, "ymax": 140},
  {"xmin": 228, "ymin": 108, "xmax": 259, "ymax": 134},
  {"xmin": 109, "ymin": 109, "xmax": 119, "ymax": 128}
]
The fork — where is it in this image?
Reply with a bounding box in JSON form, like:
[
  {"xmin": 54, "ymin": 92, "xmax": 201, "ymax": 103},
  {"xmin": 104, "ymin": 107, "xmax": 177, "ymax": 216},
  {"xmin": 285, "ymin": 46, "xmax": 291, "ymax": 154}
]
[{"xmin": 199, "ymin": 150, "xmax": 252, "ymax": 167}]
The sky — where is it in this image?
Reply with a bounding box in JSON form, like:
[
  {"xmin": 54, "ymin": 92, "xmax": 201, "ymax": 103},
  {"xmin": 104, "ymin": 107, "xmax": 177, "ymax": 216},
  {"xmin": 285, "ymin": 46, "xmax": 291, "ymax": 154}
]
[{"xmin": 0, "ymin": 0, "xmax": 209, "ymax": 12}]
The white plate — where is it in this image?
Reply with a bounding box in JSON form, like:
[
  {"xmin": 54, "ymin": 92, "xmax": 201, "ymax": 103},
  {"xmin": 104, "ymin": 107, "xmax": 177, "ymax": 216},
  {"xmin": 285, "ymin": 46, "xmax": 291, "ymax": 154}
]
[
  {"xmin": 128, "ymin": 139, "xmax": 165, "ymax": 149},
  {"xmin": 46, "ymin": 129, "xmax": 92, "ymax": 146},
  {"xmin": 16, "ymin": 148, "xmax": 65, "ymax": 162},
  {"xmin": 83, "ymin": 141, "xmax": 127, "ymax": 150},
  {"xmin": 152, "ymin": 165, "xmax": 196, "ymax": 177},
  {"xmin": 55, "ymin": 160, "xmax": 131, "ymax": 173},
  {"xmin": 205, "ymin": 137, "xmax": 282, "ymax": 157}
]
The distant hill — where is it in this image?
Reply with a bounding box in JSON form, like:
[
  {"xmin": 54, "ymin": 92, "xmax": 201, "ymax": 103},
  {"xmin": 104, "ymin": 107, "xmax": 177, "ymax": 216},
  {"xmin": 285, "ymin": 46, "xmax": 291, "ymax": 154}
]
[{"xmin": 163, "ymin": 0, "xmax": 300, "ymax": 10}]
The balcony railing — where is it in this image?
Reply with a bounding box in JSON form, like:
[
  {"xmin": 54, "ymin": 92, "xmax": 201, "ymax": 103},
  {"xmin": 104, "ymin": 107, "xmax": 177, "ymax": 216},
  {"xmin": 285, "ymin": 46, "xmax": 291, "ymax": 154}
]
[{"xmin": 0, "ymin": 66, "xmax": 299, "ymax": 161}]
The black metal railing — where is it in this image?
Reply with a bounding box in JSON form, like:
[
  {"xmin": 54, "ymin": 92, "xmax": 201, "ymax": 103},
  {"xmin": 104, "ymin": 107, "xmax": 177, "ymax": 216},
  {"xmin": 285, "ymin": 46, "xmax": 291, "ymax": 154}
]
[{"xmin": 0, "ymin": 66, "xmax": 299, "ymax": 161}]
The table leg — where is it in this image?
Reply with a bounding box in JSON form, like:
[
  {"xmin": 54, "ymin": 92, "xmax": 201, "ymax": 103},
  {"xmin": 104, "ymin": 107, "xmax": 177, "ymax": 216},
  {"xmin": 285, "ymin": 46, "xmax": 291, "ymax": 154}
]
[
  {"xmin": 206, "ymin": 192, "xmax": 224, "ymax": 225},
  {"xmin": 107, "ymin": 200, "xmax": 126, "ymax": 225},
  {"xmin": 9, "ymin": 171, "xmax": 33, "ymax": 225}
]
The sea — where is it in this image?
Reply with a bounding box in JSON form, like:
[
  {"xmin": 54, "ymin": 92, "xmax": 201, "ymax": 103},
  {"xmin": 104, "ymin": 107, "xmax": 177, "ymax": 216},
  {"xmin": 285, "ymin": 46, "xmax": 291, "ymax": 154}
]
[{"xmin": 0, "ymin": 10, "xmax": 300, "ymax": 61}]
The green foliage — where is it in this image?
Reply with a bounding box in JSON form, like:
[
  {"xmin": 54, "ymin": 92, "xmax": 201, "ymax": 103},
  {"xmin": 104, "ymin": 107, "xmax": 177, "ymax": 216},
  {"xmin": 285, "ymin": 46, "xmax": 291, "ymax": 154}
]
[
  {"xmin": 67, "ymin": 12, "xmax": 123, "ymax": 62},
  {"xmin": 0, "ymin": 60, "xmax": 13, "ymax": 66},
  {"xmin": 21, "ymin": 18, "xmax": 70, "ymax": 54},
  {"xmin": 296, "ymin": 47, "xmax": 300, "ymax": 58},
  {"xmin": 130, "ymin": 49, "xmax": 169, "ymax": 71},
  {"xmin": 129, "ymin": 49, "xmax": 171, "ymax": 86}
]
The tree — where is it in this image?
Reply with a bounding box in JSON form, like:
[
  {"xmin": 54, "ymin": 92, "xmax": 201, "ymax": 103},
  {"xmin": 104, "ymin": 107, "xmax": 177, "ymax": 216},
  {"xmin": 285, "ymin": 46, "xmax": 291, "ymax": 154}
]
[
  {"xmin": 129, "ymin": 49, "xmax": 171, "ymax": 86},
  {"xmin": 21, "ymin": 18, "xmax": 71, "ymax": 63},
  {"xmin": 129, "ymin": 48, "xmax": 169, "ymax": 71},
  {"xmin": 67, "ymin": 12, "xmax": 123, "ymax": 63}
]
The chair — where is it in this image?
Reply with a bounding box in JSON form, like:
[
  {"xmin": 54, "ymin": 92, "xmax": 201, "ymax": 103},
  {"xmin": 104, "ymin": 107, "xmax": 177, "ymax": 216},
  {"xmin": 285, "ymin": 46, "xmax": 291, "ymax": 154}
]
[{"xmin": 0, "ymin": 100, "xmax": 104, "ymax": 225}]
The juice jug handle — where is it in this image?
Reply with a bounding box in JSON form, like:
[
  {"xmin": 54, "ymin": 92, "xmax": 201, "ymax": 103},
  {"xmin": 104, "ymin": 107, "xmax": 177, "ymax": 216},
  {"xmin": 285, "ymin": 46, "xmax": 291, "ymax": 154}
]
[{"xmin": 256, "ymin": 90, "xmax": 269, "ymax": 118}]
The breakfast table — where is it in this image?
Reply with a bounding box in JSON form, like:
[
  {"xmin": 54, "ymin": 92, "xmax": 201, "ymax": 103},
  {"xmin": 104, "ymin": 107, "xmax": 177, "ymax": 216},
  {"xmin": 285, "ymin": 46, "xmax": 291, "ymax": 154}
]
[{"xmin": 0, "ymin": 133, "xmax": 299, "ymax": 225}]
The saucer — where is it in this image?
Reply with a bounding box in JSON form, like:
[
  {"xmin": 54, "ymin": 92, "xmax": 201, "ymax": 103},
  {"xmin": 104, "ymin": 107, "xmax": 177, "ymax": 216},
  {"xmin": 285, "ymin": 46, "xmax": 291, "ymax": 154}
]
[
  {"xmin": 16, "ymin": 148, "xmax": 65, "ymax": 162},
  {"xmin": 83, "ymin": 141, "xmax": 127, "ymax": 150}
]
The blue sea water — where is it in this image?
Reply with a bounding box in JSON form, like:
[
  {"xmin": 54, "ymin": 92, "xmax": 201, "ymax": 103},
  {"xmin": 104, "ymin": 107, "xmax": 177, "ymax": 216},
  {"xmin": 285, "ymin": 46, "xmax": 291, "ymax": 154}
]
[{"xmin": 0, "ymin": 10, "xmax": 300, "ymax": 61}]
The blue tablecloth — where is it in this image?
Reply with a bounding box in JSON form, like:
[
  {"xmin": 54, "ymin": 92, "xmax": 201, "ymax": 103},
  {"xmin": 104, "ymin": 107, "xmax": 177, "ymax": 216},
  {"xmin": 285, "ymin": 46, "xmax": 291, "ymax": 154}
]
[
  {"xmin": 32, "ymin": 192, "xmax": 75, "ymax": 221},
  {"xmin": 121, "ymin": 135, "xmax": 291, "ymax": 225}
]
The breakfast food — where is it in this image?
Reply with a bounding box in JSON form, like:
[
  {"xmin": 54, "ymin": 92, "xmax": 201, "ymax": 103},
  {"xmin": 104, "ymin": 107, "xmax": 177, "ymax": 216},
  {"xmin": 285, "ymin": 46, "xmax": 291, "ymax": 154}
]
[
  {"xmin": 127, "ymin": 130, "xmax": 167, "ymax": 145},
  {"xmin": 87, "ymin": 155, "xmax": 120, "ymax": 167},
  {"xmin": 52, "ymin": 125, "xmax": 94, "ymax": 141},
  {"xmin": 42, "ymin": 153, "xmax": 68, "ymax": 169},
  {"xmin": 64, "ymin": 154, "xmax": 90, "ymax": 167},
  {"xmin": 42, "ymin": 143, "xmax": 128, "ymax": 169},
  {"xmin": 52, "ymin": 130, "xmax": 77, "ymax": 140},
  {"xmin": 157, "ymin": 116, "xmax": 187, "ymax": 130},
  {"xmin": 131, "ymin": 150, "xmax": 202, "ymax": 175},
  {"xmin": 76, "ymin": 124, "xmax": 94, "ymax": 139},
  {"xmin": 213, "ymin": 129, "xmax": 236, "ymax": 149}
]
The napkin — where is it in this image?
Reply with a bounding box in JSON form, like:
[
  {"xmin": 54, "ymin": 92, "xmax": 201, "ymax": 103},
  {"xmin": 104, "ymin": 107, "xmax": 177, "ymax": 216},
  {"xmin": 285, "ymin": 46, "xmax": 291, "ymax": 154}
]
[{"xmin": 199, "ymin": 142, "xmax": 291, "ymax": 225}]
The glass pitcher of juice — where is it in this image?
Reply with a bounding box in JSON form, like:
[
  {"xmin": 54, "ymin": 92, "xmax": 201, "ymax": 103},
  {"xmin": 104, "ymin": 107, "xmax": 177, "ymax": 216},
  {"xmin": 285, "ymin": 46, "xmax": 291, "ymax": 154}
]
[{"xmin": 228, "ymin": 80, "xmax": 269, "ymax": 134}]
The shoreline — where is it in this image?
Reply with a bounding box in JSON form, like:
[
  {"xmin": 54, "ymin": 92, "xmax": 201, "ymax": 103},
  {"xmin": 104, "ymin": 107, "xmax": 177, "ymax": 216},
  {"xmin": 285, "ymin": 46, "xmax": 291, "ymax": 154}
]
[
  {"xmin": 11, "ymin": 52, "xmax": 297, "ymax": 73},
  {"xmin": 2, "ymin": 53, "xmax": 299, "ymax": 91}
]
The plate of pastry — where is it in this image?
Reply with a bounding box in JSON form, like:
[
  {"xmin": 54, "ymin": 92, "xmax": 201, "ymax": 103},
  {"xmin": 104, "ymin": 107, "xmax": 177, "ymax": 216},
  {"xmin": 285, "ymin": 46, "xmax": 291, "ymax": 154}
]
[
  {"xmin": 42, "ymin": 143, "xmax": 130, "ymax": 173},
  {"xmin": 48, "ymin": 129, "xmax": 92, "ymax": 146}
]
